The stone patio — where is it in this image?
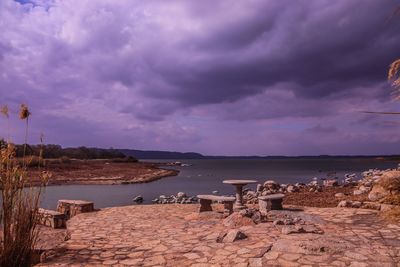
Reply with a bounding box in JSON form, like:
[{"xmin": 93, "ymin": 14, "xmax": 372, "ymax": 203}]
[{"xmin": 37, "ymin": 204, "xmax": 400, "ymax": 266}]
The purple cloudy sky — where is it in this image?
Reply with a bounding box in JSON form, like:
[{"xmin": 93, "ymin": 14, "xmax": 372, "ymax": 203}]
[{"xmin": 0, "ymin": 0, "xmax": 400, "ymax": 156}]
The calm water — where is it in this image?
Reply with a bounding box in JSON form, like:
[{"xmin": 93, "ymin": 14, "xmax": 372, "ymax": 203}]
[{"xmin": 40, "ymin": 158, "xmax": 397, "ymax": 209}]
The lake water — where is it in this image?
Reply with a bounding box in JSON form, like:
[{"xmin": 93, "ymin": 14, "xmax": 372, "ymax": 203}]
[{"xmin": 40, "ymin": 158, "xmax": 398, "ymax": 209}]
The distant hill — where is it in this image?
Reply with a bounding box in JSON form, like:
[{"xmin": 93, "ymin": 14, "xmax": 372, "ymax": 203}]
[
  {"xmin": 119, "ymin": 149, "xmax": 205, "ymax": 159},
  {"xmin": 119, "ymin": 148, "xmax": 400, "ymax": 160}
]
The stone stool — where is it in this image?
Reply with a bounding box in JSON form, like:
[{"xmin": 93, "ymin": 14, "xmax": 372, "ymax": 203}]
[
  {"xmin": 258, "ymin": 193, "xmax": 285, "ymax": 214},
  {"xmin": 57, "ymin": 200, "xmax": 94, "ymax": 219},
  {"xmin": 38, "ymin": 208, "xmax": 66, "ymax": 229}
]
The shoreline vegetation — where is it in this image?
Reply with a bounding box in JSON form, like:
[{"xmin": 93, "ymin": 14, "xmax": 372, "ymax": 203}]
[{"xmin": 0, "ymin": 142, "xmax": 180, "ymax": 186}]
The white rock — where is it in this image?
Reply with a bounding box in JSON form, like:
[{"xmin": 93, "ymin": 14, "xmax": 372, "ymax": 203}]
[
  {"xmin": 177, "ymin": 192, "xmax": 186, "ymax": 198},
  {"xmin": 337, "ymin": 200, "xmax": 351, "ymax": 208}
]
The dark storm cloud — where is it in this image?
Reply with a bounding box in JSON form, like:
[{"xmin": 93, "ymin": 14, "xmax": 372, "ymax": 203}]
[{"xmin": 147, "ymin": 0, "xmax": 400, "ymax": 108}]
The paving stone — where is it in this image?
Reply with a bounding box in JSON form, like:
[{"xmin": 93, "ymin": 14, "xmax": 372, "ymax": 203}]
[
  {"xmin": 183, "ymin": 253, "xmax": 201, "ymax": 260},
  {"xmin": 35, "ymin": 204, "xmax": 400, "ymax": 267}
]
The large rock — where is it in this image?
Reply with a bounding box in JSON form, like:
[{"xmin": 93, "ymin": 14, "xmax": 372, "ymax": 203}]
[
  {"xmin": 264, "ymin": 180, "xmax": 278, "ymax": 189},
  {"xmin": 351, "ymin": 201, "xmax": 362, "ymax": 208},
  {"xmin": 337, "ymin": 200, "xmax": 351, "ymax": 208},
  {"xmin": 368, "ymin": 184, "xmax": 389, "ymax": 202},
  {"xmin": 353, "ymin": 190, "xmax": 365, "ymax": 196},
  {"xmin": 223, "ymin": 229, "xmax": 247, "ymax": 243},
  {"xmin": 223, "ymin": 212, "xmax": 255, "ymax": 227},
  {"xmin": 280, "ymin": 224, "xmax": 323, "ymax": 235},
  {"xmin": 281, "ymin": 225, "xmax": 303, "ymax": 234},
  {"xmin": 361, "ymin": 201, "xmax": 381, "ymax": 210},
  {"xmin": 380, "ymin": 204, "xmax": 396, "ymax": 212},
  {"xmin": 323, "ymin": 179, "xmax": 338, "ymax": 187},
  {"xmin": 132, "ymin": 195, "xmax": 143, "ymax": 203},
  {"xmin": 286, "ymin": 185, "xmax": 298, "ymax": 193},
  {"xmin": 176, "ymin": 192, "xmax": 187, "ymax": 200},
  {"xmin": 335, "ymin": 193, "xmax": 345, "ymax": 198},
  {"xmin": 256, "ymin": 184, "xmax": 263, "ymax": 192}
]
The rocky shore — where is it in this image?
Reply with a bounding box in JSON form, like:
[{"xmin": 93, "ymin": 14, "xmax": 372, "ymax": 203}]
[{"xmin": 139, "ymin": 167, "xmax": 400, "ymax": 211}]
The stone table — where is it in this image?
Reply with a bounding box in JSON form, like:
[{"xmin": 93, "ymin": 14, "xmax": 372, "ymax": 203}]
[{"xmin": 223, "ymin": 179, "xmax": 257, "ymax": 210}]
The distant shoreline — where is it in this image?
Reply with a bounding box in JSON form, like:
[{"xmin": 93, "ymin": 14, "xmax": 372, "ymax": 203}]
[{"xmin": 120, "ymin": 149, "xmax": 400, "ymax": 160}]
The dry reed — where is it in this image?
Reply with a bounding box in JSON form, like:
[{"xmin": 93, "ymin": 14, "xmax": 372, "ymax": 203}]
[{"xmin": 0, "ymin": 104, "xmax": 48, "ymax": 267}]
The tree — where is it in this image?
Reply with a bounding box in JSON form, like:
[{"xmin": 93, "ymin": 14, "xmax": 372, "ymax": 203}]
[{"xmin": 389, "ymin": 59, "xmax": 400, "ymax": 100}]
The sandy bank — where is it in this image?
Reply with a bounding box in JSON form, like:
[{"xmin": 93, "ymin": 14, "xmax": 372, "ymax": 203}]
[{"xmin": 26, "ymin": 159, "xmax": 179, "ymax": 186}]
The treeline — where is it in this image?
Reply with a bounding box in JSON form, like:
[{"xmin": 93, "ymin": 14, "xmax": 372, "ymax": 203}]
[{"xmin": 0, "ymin": 140, "xmax": 131, "ymax": 160}]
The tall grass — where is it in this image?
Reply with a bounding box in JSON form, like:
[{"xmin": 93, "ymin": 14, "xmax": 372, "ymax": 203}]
[{"xmin": 0, "ymin": 104, "xmax": 48, "ymax": 267}]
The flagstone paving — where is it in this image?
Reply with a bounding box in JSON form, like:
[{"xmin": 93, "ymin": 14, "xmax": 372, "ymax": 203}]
[{"xmin": 37, "ymin": 204, "xmax": 400, "ymax": 266}]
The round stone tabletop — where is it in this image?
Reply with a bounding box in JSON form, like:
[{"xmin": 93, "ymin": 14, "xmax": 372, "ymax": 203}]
[{"xmin": 223, "ymin": 179, "xmax": 257, "ymax": 185}]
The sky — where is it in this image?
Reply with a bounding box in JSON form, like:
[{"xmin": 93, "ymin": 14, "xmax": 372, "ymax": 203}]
[{"xmin": 0, "ymin": 0, "xmax": 400, "ymax": 156}]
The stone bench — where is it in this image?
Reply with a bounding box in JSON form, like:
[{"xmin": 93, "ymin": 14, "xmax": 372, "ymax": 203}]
[
  {"xmin": 38, "ymin": 208, "xmax": 66, "ymax": 229},
  {"xmin": 56, "ymin": 200, "xmax": 94, "ymax": 219},
  {"xmin": 197, "ymin": 195, "xmax": 236, "ymax": 215},
  {"xmin": 258, "ymin": 193, "xmax": 285, "ymax": 213}
]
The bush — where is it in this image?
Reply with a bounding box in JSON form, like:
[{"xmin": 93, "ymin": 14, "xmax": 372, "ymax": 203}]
[
  {"xmin": 111, "ymin": 156, "xmax": 138, "ymax": 163},
  {"xmin": 379, "ymin": 171, "xmax": 400, "ymax": 194},
  {"xmin": 382, "ymin": 206, "xmax": 400, "ymax": 223},
  {"xmin": 22, "ymin": 156, "xmax": 44, "ymax": 168},
  {"xmin": 58, "ymin": 156, "xmax": 71, "ymax": 164}
]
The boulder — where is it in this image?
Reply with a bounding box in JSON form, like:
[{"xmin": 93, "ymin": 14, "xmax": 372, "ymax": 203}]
[
  {"xmin": 223, "ymin": 212, "xmax": 255, "ymax": 228},
  {"xmin": 323, "ymin": 179, "xmax": 338, "ymax": 187},
  {"xmin": 132, "ymin": 195, "xmax": 143, "ymax": 203},
  {"xmin": 223, "ymin": 230, "xmax": 247, "ymax": 243},
  {"xmin": 273, "ymin": 219, "xmax": 285, "ymax": 225},
  {"xmin": 301, "ymin": 224, "xmax": 324, "ymax": 234},
  {"xmin": 337, "ymin": 200, "xmax": 351, "ymax": 208},
  {"xmin": 251, "ymin": 211, "xmax": 263, "ymax": 224},
  {"xmin": 380, "ymin": 204, "xmax": 396, "ymax": 212},
  {"xmin": 351, "ymin": 201, "xmax": 362, "ymax": 208},
  {"xmin": 281, "ymin": 225, "xmax": 303, "ymax": 234},
  {"xmin": 256, "ymin": 184, "xmax": 263, "ymax": 192},
  {"xmin": 246, "ymin": 191, "xmax": 257, "ymax": 198},
  {"xmin": 368, "ymin": 184, "xmax": 389, "ymax": 202},
  {"xmin": 264, "ymin": 180, "xmax": 278, "ymax": 189},
  {"xmin": 287, "ymin": 185, "xmax": 298, "ymax": 193},
  {"xmin": 177, "ymin": 192, "xmax": 186, "ymax": 198},
  {"xmin": 361, "ymin": 201, "xmax": 381, "ymax": 210},
  {"xmin": 353, "ymin": 190, "xmax": 365, "ymax": 196},
  {"xmin": 359, "ymin": 185, "xmax": 369, "ymax": 192},
  {"xmin": 281, "ymin": 224, "xmax": 323, "ymax": 235},
  {"xmin": 335, "ymin": 193, "xmax": 345, "ymax": 198}
]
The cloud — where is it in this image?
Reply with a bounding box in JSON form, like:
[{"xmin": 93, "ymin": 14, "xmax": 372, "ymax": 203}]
[{"xmin": 0, "ymin": 0, "xmax": 399, "ymax": 155}]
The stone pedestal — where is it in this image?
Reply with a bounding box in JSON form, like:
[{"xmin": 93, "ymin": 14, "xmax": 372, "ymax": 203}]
[
  {"xmin": 38, "ymin": 208, "xmax": 66, "ymax": 229},
  {"xmin": 57, "ymin": 200, "xmax": 94, "ymax": 219},
  {"xmin": 199, "ymin": 198, "xmax": 213, "ymax": 212}
]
